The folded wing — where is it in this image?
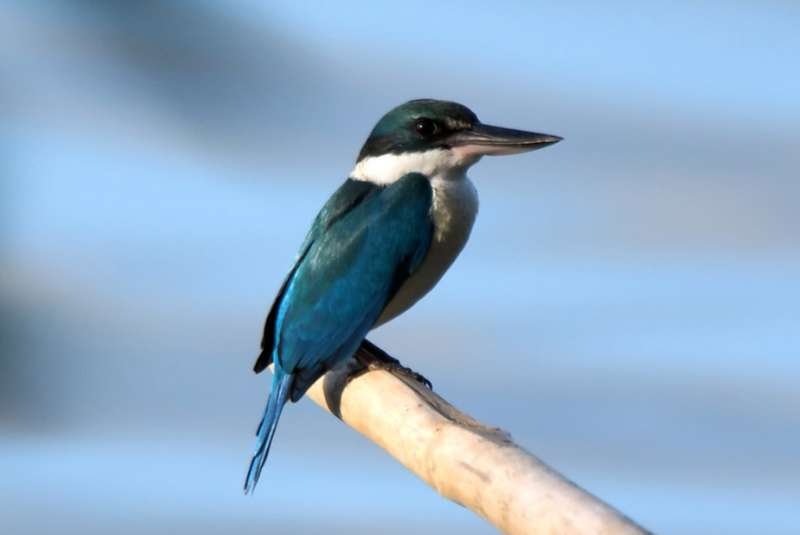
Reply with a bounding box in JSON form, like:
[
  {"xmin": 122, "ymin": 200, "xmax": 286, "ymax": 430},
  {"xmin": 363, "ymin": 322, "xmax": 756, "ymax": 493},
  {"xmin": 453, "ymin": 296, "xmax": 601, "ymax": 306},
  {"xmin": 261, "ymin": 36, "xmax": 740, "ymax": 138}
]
[{"xmin": 255, "ymin": 173, "xmax": 434, "ymax": 401}]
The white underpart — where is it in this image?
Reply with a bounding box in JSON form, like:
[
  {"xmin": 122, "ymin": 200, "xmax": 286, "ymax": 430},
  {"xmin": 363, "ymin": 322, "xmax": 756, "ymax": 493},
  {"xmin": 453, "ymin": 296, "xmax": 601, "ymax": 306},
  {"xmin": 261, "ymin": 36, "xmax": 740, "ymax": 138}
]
[{"xmin": 351, "ymin": 150, "xmax": 481, "ymax": 326}]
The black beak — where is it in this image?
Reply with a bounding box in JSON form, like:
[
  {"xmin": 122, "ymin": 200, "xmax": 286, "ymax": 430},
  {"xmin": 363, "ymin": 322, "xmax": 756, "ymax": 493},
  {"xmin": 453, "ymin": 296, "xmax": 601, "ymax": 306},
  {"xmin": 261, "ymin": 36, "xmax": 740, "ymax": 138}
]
[{"xmin": 450, "ymin": 123, "xmax": 562, "ymax": 155}]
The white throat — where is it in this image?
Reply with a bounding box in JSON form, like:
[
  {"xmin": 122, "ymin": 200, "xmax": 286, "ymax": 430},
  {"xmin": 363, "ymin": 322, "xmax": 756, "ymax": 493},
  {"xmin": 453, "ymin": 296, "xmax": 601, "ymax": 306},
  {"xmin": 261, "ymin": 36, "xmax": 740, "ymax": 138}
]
[{"xmin": 350, "ymin": 149, "xmax": 481, "ymax": 185}]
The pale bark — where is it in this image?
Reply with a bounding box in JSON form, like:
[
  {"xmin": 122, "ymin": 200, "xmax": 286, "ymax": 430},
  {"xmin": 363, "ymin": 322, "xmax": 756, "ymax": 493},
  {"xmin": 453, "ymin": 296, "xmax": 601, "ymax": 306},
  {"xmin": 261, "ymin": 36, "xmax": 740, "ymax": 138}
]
[{"xmin": 279, "ymin": 353, "xmax": 651, "ymax": 535}]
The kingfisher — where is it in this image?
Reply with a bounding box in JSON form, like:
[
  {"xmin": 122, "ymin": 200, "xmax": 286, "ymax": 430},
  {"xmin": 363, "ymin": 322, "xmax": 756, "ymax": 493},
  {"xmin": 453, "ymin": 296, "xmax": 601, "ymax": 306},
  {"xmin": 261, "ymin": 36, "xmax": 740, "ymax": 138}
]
[{"xmin": 244, "ymin": 99, "xmax": 561, "ymax": 493}]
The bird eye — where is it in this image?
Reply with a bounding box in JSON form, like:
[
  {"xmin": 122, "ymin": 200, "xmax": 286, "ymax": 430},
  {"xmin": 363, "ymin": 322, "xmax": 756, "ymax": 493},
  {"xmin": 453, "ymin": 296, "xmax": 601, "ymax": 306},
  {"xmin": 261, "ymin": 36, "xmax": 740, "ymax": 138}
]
[{"xmin": 414, "ymin": 118, "xmax": 438, "ymax": 138}]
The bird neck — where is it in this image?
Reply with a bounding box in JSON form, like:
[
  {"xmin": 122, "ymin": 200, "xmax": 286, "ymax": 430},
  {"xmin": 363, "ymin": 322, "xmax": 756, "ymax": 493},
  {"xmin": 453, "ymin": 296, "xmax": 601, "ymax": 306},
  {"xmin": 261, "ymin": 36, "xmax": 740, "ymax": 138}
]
[{"xmin": 350, "ymin": 149, "xmax": 479, "ymax": 185}]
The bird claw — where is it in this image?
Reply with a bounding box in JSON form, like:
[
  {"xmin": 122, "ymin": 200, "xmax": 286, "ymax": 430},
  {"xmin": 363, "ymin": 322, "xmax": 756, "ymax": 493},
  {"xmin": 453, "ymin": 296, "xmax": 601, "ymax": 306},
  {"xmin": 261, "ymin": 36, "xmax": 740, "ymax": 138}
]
[
  {"xmin": 354, "ymin": 339, "xmax": 433, "ymax": 390},
  {"xmin": 369, "ymin": 359, "xmax": 433, "ymax": 390}
]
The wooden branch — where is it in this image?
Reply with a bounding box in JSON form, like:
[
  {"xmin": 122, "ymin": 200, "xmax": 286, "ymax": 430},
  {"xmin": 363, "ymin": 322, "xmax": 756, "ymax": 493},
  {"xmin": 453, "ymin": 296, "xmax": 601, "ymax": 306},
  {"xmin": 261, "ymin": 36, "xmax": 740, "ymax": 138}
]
[{"xmin": 276, "ymin": 346, "xmax": 651, "ymax": 535}]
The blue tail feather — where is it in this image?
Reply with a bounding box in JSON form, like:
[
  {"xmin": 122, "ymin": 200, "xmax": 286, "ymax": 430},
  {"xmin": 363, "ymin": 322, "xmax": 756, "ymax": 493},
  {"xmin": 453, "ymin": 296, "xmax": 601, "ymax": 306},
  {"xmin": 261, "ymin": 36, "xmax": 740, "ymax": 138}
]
[{"xmin": 244, "ymin": 371, "xmax": 293, "ymax": 494}]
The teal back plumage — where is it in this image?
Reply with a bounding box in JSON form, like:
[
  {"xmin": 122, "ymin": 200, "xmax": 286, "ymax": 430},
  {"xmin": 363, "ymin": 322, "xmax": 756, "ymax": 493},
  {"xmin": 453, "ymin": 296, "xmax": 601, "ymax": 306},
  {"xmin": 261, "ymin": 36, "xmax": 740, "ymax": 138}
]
[{"xmin": 244, "ymin": 173, "xmax": 433, "ymax": 493}]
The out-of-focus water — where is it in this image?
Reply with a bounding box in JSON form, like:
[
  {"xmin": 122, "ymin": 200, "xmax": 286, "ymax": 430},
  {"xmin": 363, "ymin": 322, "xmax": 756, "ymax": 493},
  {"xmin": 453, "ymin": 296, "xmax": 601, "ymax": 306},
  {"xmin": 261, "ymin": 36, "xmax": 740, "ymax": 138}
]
[{"xmin": 2, "ymin": 2, "xmax": 798, "ymax": 534}]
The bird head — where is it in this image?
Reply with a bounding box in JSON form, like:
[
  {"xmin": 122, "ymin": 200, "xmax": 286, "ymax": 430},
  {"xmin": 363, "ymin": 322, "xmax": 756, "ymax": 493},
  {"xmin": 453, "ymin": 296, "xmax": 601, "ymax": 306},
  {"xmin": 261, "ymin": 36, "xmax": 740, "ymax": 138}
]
[{"xmin": 352, "ymin": 99, "xmax": 561, "ymax": 183}]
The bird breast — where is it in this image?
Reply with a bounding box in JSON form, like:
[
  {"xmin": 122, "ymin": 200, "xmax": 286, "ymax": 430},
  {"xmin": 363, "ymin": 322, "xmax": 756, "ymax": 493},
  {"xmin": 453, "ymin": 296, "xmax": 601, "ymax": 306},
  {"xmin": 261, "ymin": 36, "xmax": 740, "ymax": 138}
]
[{"xmin": 375, "ymin": 175, "xmax": 479, "ymax": 326}]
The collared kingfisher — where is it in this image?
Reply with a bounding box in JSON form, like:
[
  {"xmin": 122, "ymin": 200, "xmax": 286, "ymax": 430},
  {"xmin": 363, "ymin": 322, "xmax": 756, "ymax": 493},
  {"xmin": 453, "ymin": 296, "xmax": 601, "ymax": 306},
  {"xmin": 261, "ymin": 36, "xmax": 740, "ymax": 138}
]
[{"xmin": 244, "ymin": 99, "xmax": 561, "ymax": 493}]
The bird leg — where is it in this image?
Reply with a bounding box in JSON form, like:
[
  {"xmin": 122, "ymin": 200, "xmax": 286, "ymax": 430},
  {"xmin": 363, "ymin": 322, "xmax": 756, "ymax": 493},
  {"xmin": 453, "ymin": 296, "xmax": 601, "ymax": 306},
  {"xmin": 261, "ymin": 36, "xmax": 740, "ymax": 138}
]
[
  {"xmin": 354, "ymin": 338, "xmax": 433, "ymax": 390},
  {"xmin": 321, "ymin": 339, "xmax": 432, "ymax": 419}
]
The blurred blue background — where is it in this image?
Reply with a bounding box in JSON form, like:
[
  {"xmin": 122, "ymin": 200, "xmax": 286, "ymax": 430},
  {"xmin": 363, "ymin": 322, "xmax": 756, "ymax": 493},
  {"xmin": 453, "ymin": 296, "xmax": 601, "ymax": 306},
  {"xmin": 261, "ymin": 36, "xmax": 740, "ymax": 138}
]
[{"xmin": 2, "ymin": 1, "xmax": 798, "ymax": 533}]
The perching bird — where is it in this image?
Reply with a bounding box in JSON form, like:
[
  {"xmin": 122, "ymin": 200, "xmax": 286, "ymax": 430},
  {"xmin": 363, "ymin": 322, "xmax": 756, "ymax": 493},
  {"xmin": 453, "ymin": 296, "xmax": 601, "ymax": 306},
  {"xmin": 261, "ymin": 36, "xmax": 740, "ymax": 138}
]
[{"xmin": 244, "ymin": 99, "xmax": 560, "ymax": 493}]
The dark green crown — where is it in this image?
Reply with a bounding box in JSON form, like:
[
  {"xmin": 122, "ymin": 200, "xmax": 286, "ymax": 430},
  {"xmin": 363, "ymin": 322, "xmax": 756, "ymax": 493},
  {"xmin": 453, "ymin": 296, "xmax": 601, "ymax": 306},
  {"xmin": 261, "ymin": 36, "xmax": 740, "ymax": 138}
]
[{"xmin": 357, "ymin": 99, "xmax": 479, "ymax": 162}]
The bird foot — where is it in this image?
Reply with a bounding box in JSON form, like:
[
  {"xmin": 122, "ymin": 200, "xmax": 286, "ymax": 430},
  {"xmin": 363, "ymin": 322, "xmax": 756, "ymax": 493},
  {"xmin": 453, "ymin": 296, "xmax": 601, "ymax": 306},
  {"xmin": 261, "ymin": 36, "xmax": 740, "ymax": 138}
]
[{"xmin": 354, "ymin": 339, "xmax": 433, "ymax": 390}]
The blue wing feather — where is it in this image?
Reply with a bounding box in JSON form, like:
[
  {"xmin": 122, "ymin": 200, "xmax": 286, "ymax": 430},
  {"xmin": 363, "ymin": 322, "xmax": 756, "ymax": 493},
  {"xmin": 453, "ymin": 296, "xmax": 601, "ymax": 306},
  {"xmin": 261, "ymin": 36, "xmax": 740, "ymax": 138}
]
[
  {"xmin": 273, "ymin": 173, "xmax": 433, "ymax": 400},
  {"xmin": 244, "ymin": 173, "xmax": 433, "ymax": 490},
  {"xmin": 254, "ymin": 179, "xmax": 381, "ymax": 373}
]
